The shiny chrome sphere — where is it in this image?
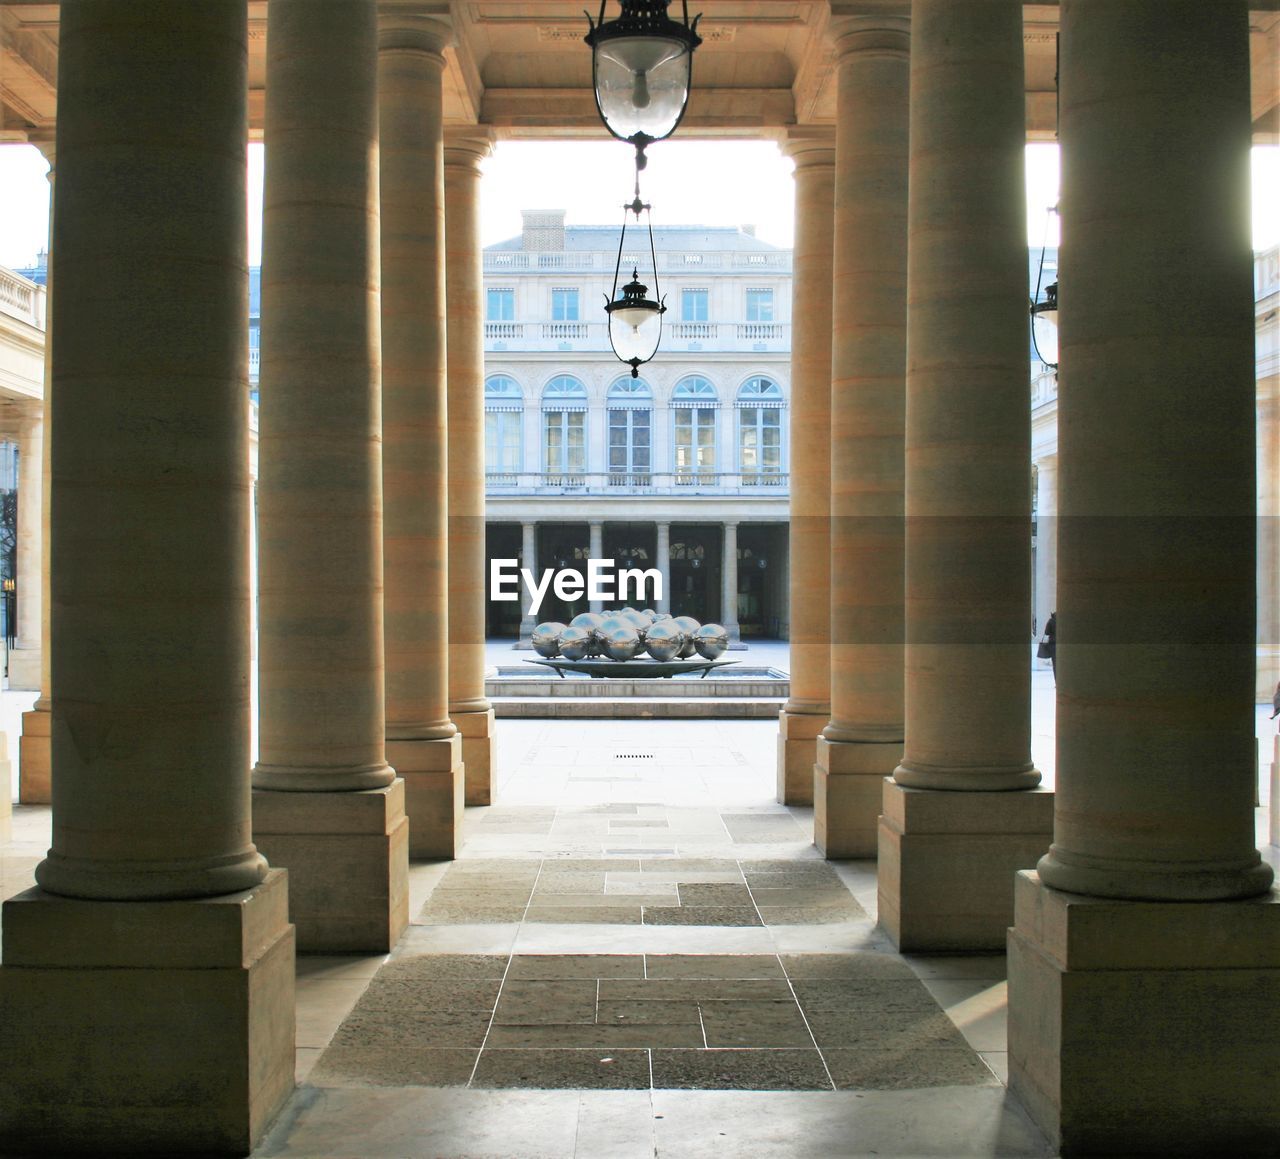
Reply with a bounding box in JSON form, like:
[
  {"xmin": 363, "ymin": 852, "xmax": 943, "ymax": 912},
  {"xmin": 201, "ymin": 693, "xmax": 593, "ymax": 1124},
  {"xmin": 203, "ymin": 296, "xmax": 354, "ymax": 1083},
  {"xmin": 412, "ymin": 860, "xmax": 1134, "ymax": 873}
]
[
  {"xmin": 559, "ymin": 625, "xmax": 593, "ymax": 660},
  {"xmin": 692, "ymin": 623, "xmax": 729, "ymax": 659},
  {"xmin": 673, "ymin": 616, "xmax": 701, "ymax": 658},
  {"xmin": 603, "ymin": 626, "xmax": 644, "ymax": 662},
  {"xmin": 644, "ymin": 621, "xmax": 683, "ymax": 662},
  {"xmin": 597, "ymin": 615, "xmax": 627, "ymax": 638},
  {"xmin": 570, "ymin": 611, "xmax": 604, "ymax": 632},
  {"xmin": 531, "ymin": 622, "xmax": 565, "ymax": 658}
]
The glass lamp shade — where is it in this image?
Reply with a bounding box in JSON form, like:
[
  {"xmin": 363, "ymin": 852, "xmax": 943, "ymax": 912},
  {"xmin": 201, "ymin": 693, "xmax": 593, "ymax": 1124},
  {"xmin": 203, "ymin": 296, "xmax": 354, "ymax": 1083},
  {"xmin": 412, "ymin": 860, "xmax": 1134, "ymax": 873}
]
[
  {"xmin": 607, "ymin": 298, "xmax": 664, "ymax": 372},
  {"xmin": 593, "ymin": 36, "xmax": 692, "ymax": 142},
  {"xmin": 1030, "ymin": 282, "xmax": 1059, "ymax": 367}
]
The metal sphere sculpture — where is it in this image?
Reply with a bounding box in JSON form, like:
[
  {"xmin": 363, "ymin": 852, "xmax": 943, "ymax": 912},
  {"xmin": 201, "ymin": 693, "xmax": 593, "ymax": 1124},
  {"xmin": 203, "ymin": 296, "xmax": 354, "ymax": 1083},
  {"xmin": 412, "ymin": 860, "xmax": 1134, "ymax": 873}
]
[
  {"xmin": 531, "ymin": 622, "xmax": 566, "ymax": 658},
  {"xmin": 643, "ymin": 620, "xmax": 683, "ymax": 661},
  {"xmin": 603, "ymin": 625, "xmax": 644, "ymax": 661},
  {"xmin": 672, "ymin": 615, "xmax": 701, "ymax": 658},
  {"xmin": 558, "ymin": 625, "xmax": 593, "ymax": 660},
  {"xmin": 692, "ymin": 623, "xmax": 729, "ymax": 659}
]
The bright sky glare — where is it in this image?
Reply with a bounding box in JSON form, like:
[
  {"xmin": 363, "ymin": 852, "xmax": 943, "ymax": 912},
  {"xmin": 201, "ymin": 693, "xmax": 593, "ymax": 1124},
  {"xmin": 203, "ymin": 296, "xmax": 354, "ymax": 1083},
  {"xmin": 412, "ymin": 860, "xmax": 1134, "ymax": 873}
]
[{"xmin": 2, "ymin": 139, "xmax": 1277, "ymax": 270}]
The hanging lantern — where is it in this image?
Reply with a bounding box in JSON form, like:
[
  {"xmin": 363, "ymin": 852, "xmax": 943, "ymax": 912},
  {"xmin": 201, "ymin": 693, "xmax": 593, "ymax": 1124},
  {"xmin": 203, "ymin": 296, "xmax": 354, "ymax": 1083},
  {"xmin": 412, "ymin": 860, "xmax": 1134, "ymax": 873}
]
[
  {"xmin": 584, "ymin": 0, "xmax": 702, "ymax": 171},
  {"xmin": 1030, "ymin": 202, "xmax": 1059, "ymax": 369},
  {"xmin": 605, "ymin": 196, "xmax": 666, "ymax": 376}
]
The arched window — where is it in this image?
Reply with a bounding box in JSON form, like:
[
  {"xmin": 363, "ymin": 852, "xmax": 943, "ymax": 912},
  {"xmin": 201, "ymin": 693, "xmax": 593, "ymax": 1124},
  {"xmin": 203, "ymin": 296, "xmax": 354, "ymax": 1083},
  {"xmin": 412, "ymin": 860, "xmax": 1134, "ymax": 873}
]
[
  {"xmin": 737, "ymin": 376, "xmax": 784, "ymax": 485},
  {"xmin": 542, "ymin": 375, "xmax": 587, "ymax": 476},
  {"xmin": 672, "ymin": 376, "xmax": 718, "ymax": 482},
  {"xmin": 607, "ymin": 377, "xmax": 652, "ymax": 485},
  {"xmin": 484, "ymin": 375, "xmax": 523, "ymax": 478}
]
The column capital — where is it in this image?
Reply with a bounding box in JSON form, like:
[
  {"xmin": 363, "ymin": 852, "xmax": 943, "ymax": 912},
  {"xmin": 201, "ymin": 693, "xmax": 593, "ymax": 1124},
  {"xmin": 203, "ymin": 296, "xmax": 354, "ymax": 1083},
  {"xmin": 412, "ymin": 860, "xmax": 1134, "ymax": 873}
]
[
  {"xmin": 377, "ymin": 9, "xmax": 452, "ymax": 57},
  {"xmin": 444, "ymin": 127, "xmax": 496, "ymax": 169},
  {"xmin": 27, "ymin": 134, "xmax": 55, "ymax": 172},
  {"xmin": 780, "ymin": 127, "xmax": 836, "ymax": 167},
  {"xmin": 828, "ymin": 14, "xmax": 910, "ymax": 60}
]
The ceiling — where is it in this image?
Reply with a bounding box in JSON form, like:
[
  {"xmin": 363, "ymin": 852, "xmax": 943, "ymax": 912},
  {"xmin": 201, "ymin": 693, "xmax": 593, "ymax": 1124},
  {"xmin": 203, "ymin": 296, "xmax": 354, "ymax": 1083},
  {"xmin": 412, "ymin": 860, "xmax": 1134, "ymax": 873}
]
[{"xmin": 1, "ymin": 2, "xmax": 1278, "ymax": 146}]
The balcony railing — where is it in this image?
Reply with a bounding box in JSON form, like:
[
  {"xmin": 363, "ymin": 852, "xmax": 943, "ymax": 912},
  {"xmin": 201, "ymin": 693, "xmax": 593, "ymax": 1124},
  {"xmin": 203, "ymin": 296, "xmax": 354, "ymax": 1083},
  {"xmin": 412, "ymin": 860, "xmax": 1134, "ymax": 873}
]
[
  {"xmin": 0, "ymin": 268, "xmax": 45, "ymax": 329},
  {"xmin": 483, "ymin": 250, "xmax": 793, "ymax": 276},
  {"xmin": 485, "ymin": 470, "xmax": 790, "ymax": 496},
  {"xmin": 485, "ymin": 318, "xmax": 790, "ymax": 353}
]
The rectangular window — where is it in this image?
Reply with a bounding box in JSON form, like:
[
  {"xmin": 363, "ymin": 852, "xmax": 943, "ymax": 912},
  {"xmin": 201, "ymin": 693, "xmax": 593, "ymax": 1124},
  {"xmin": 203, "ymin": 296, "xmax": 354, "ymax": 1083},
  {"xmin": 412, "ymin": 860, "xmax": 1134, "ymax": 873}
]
[
  {"xmin": 551, "ymin": 287, "xmax": 579, "ymax": 321},
  {"xmin": 740, "ymin": 408, "xmax": 782, "ymax": 479},
  {"xmin": 674, "ymin": 408, "xmax": 716, "ymax": 477},
  {"xmin": 544, "ymin": 411, "xmax": 585, "ymax": 474},
  {"xmin": 485, "ymin": 411, "xmax": 522, "ymax": 474},
  {"xmin": 745, "ymin": 288, "xmax": 774, "ymax": 322},
  {"xmin": 681, "ymin": 288, "xmax": 709, "ymax": 322},
  {"xmin": 487, "ymin": 287, "xmax": 515, "ymax": 321},
  {"xmin": 608, "ymin": 409, "xmax": 651, "ymax": 476}
]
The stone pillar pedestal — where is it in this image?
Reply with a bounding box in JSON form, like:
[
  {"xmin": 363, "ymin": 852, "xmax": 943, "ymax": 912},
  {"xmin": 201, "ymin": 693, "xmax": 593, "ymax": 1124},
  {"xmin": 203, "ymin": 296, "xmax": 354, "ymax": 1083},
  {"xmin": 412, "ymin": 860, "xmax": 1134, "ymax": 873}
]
[
  {"xmin": 0, "ymin": 871, "xmax": 295, "ymax": 1154},
  {"xmin": 879, "ymin": 784, "xmax": 1053, "ymax": 950},
  {"xmin": 1008, "ymin": 872, "xmax": 1280, "ymax": 1155},
  {"xmin": 252, "ymin": 0, "xmax": 407, "ymax": 950},
  {"xmin": 1007, "ymin": 4, "xmax": 1276, "ymax": 1151},
  {"xmin": 377, "ymin": 10, "xmax": 462, "ymax": 858},
  {"xmin": 0, "ymin": 5, "xmax": 294, "ymax": 1151},
  {"xmin": 776, "ymin": 131, "xmax": 835, "ymax": 805},
  {"xmin": 877, "ymin": 0, "xmax": 1049, "ymax": 949},
  {"xmin": 815, "ymin": 16, "xmax": 910, "ymax": 857},
  {"xmin": 445, "ymin": 130, "xmax": 497, "ymax": 806}
]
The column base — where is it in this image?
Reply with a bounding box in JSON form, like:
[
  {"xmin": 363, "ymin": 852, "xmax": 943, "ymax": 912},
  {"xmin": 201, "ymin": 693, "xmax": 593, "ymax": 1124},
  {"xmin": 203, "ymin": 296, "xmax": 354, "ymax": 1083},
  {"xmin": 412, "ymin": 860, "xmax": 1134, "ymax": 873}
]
[
  {"xmin": 18, "ymin": 706, "xmax": 50, "ymax": 804},
  {"xmin": 813, "ymin": 736, "xmax": 901, "ymax": 858},
  {"xmin": 253, "ymin": 782, "xmax": 409, "ymax": 952},
  {"xmin": 1008, "ymin": 871, "xmax": 1280, "ymax": 1156},
  {"xmin": 454, "ymin": 708, "xmax": 496, "ymax": 806},
  {"xmin": 776, "ymin": 709, "xmax": 826, "ymax": 804},
  {"xmin": 0, "ymin": 870, "xmax": 295, "ymax": 1155},
  {"xmin": 877, "ymin": 781, "xmax": 1053, "ymax": 951},
  {"xmin": 386, "ymin": 734, "xmax": 463, "ymax": 859},
  {"xmin": 5, "ymin": 646, "xmax": 40, "ymax": 691}
]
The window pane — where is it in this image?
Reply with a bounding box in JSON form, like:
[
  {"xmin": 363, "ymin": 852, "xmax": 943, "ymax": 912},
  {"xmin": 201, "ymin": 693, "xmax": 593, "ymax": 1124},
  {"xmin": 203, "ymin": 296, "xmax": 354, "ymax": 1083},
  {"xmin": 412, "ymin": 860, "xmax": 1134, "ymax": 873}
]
[
  {"xmin": 746, "ymin": 289, "xmax": 773, "ymax": 322},
  {"xmin": 487, "ymin": 288, "xmax": 514, "ymax": 321}
]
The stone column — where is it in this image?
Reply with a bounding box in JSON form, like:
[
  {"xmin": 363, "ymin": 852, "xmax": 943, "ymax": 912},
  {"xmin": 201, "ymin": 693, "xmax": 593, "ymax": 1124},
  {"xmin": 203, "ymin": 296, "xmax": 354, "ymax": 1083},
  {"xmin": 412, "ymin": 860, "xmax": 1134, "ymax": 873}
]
[
  {"xmin": 814, "ymin": 16, "xmax": 910, "ymax": 857},
  {"xmin": 251, "ymin": 0, "xmax": 409, "ymax": 953},
  {"xmin": 1033, "ymin": 453, "xmax": 1058, "ymax": 662},
  {"xmin": 18, "ymin": 143, "xmax": 55, "ymax": 802},
  {"xmin": 377, "ymin": 8, "xmax": 462, "ymax": 859},
  {"xmin": 1258, "ymin": 348, "xmax": 1280, "ymax": 700},
  {"xmin": 776, "ymin": 131, "xmax": 835, "ymax": 805},
  {"xmin": 588, "ymin": 519, "xmax": 605, "ymax": 612},
  {"xmin": 876, "ymin": 0, "xmax": 1051, "ymax": 952},
  {"xmin": 7, "ymin": 406, "xmax": 43, "ymax": 689},
  {"xmin": 444, "ymin": 130, "xmax": 497, "ymax": 806},
  {"xmin": 0, "ymin": 4, "xmax": 294, "ymax": 1150},
  {"xmin": 721, "ymin": 520, "xmax": 741, "ymax": 642},
  {"xmin": 518, "ymin": 520, "xmax": 538, "ymax": 642},
  {"xmin": 655, "ymin": 521, "xmax": 671, "ymax": 614},
  {"xmin": 1008, "ymin": 4, "xmax": 1278, "ymax": 1153}
]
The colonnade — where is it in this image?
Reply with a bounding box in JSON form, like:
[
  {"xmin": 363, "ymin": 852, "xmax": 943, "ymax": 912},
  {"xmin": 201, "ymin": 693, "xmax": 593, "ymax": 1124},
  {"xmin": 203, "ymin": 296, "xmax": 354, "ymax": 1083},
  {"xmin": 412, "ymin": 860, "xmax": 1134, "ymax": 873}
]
[
  {"xmin": 775, "ymin": 0, "xmax": 1276, "ymax": 1151},
  {"xmin": 0, "ymin": 0, "xmax": 1275, "ymax": 1154},
  {"xmin": 0, "ymin": 0, "xmax": 496, "ymax": 1148}
]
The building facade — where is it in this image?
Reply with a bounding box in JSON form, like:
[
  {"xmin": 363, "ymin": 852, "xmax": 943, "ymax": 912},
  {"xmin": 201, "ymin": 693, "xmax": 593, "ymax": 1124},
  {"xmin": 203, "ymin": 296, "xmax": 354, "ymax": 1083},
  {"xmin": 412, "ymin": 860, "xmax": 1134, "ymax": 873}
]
[{"xmin": 481, "ymin": 210, "xmax": 791, "ymax": 638}]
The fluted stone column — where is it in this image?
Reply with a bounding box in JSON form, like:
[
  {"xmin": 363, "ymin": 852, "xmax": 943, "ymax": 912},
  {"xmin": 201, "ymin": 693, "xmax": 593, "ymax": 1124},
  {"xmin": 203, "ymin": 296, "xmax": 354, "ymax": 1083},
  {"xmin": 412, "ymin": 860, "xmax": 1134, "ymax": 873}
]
[
  {"xmin": 776, "ymin": 132, "xmax": 834, "ymax": 804},
  {"xmin": 1007, "ymin": 4, "xmax": 1279, "ymax": 1152},
  {"xmin": 814, "ymin": 16, "xmax": 910, "ymax": 857},
  {"xmin": 876, "ymin": 0, "xmax": 1051, "ymax": 953},
  {"xmin": 1032, "ymin": 454, "xmax": 1058, "ymax": 662},
  {"xmin": 721, "ymin": 521, "xmax": 741, "ymax": 641},
  {"xmin": 588, "ymin": 520, "xmax": 605, "ymax": 613},
  {"xmin": 252, "ymin": 0, "xmax": 409, "ymax": 952},
  {"xmin": 0, "ymin": 4, "xmax": 294, "ymax": 1150},
  {"xmin": 18, "ymin": 143, "xmax": 54, "ymax": 802},
  {"xmin": 7, "ymin": 406, "xmax": 43, "ymax": 690},
  {"xmin": 518, "ymin": 520, "xmax": 537, "ymax": 643},
  {"xmin": 655, "ymin": 521, "xmax": 671, "ymax": 614},
  {"xmin": 377, "ymin": 9, "xmax": 462, "ymax": 859},
  {"xmin": 444, "ymin": 130, "xmax": 497, "ymax": 806}
]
